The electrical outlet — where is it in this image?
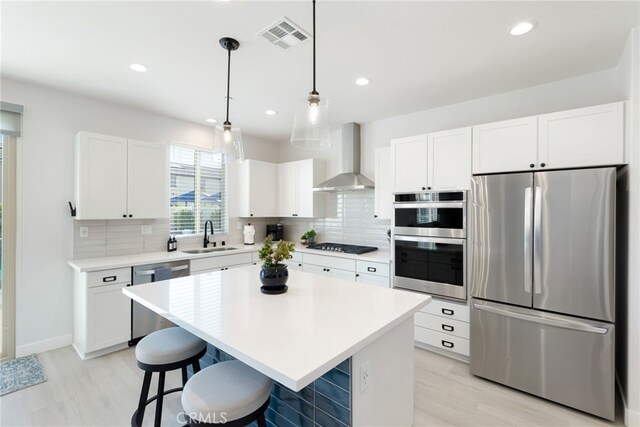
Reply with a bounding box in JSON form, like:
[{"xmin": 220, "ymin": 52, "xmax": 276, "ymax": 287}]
[
  {"xmin": 79, "ymin": 227, "xmax": 89, "ymax": 238},
  {"xmin": 141, "ymin": 225, "xmax": 152, "ymax": 235},
  {"xmin": 360, "ymin": 362, "xmax": 370, "ymax": 391}
]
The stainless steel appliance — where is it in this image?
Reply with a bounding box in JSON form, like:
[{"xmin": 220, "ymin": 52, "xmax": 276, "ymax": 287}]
[
  {"xmin": 306, "ymin": 242, "xmax": 378, "ymax": 255},
  {"xmin": 266, "ymin": 224, "xmax": 283, "ymax": 241},
  {"xmin": 392, "ymin": 191, "xmax": 467, "ymax": 300},
  {"xmin": 130, "ymin": 260, "xmax": 190, "ymax": 344},
  {"xmin": 469, "ymin": 167, "xmax": 616, "ymax": 420}
]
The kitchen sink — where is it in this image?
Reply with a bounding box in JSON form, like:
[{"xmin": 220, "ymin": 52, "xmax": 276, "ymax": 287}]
[{"xmin": 181, "ymin": 247, "xmax": 239, "ymax": 254}]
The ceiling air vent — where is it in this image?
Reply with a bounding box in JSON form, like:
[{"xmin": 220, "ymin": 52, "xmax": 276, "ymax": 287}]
[{"xmin": 257, "ymin": 17, "xmax": 310, "ymax": 50}]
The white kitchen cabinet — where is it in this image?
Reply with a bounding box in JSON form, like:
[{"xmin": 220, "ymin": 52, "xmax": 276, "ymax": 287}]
[
  {"xmin": 391, "ymin": 134, "xmax": 428, "ymax": 192},
  {"xmin": 127, "ymin": 139, "xmax": 169, "ymax": 218},
  {"xmin": 472, "ymin": 116, "xmax": 538, "ymax": 174},
  {"xmin": 303, "ymin": 263, "xmax": 355, "ymax": 281},
  {"xmin": 355, "ymin": 260, "xmax": 390, "ymax": 287},
  {"xmin": 282, "ymin": 251, "xmax": 304, "ymax": 271},
  {"xmin": 278, "ymin": 159, "xmax": 325, "ymax": 218},
  {"xmin": 356, "ymin": 273, "xmax": 389, "ymax": 287},
  {"xmin": 374, "ymin": 147, "xmax": 392, "ymax": 219},
  {"xmin": 73, "ymin": 267, "xmax": 132, "ymax": 359},
  {"xmin": 232, "ymin": 160, "xmax": 278, "ymax": 217},
  {"xmin": 75, "ymin": 131, "xmax": 169, "ymax": 219},
  {"xmin": 414, "ymin": 297, "xmax": 470, "ymax": 359},
  {"xmin": 538, "ymin": 102, "xmax": 624, "ymax": 170},
  {"xmin": 428, "ymin": 127, "xmax": 472, "ymax": 190},
  {"xmin": 190, "ymin": 252, "xmax": 253, "ymax": 274},
  {"xmin": 75, "ymin": 132, "xmax": 128, "ymax": 219}
]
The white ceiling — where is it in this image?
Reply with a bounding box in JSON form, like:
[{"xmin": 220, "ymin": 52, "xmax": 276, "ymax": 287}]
[{"xmin": 1, "ymin": 1, "xmax": 638, "ymax": 142}]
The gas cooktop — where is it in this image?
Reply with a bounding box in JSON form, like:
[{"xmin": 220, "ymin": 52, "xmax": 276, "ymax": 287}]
[{"xmin": 306, "ymin": 242, "xmax": 378, "ymax": 255}]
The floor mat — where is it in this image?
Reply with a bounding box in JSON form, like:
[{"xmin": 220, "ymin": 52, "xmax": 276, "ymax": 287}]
[{"xmin": 0, "ymin": 354, "xmax": 47, "ymax": 395}]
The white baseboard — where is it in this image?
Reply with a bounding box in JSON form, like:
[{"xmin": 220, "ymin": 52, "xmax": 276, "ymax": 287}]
[{"xmin": 16, "ymin": 333, "xmax": 73, "ymax": 357}]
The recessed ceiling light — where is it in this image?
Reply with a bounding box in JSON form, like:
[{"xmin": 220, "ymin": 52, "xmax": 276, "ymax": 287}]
[
  {"xmin": 355, "ymin": 77, "xmax": 371, "ymax": 86},
  {"xmin": 206, "ymin": 118, "xmax": 217, "ymax": 124},
  {"xmin": 265, "ymin": 110, "xmax": 277, "ymax": 116},
  {"xmin": 510, "ymin": 21, "xmax": 536, "ymax": 36},
  {"xmin": 129, "ymin": 63, "xmax": 148, "ymax": 73}
]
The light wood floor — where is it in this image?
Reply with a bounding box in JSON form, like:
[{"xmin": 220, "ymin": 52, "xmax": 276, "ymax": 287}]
[{"xmin": 0, "ymin": 345, "xmax": 623, "ymax": 427}]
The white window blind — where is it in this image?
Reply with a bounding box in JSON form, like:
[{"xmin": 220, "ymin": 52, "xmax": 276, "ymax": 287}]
[{"xmin": 169, "ymin": 145, "xmax": 228, "ymax": 235}]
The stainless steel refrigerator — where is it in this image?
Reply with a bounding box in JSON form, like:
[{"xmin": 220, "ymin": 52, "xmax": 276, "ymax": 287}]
[{"xmin": 469, "ymin": 167, "xmax": 615, "ymax": 420}]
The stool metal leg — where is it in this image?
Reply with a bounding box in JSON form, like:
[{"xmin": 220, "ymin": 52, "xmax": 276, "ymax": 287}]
[
  {"xmin": 134, "ymin": 371, "xmax": 152, "ymax": 427},
  {"xmin": 257, "ymin": 413, "xmax": 267, "ymax": 427},
  {"xmin": 154, "ymin": 372, "xmax": 166, "ymax": 427},
  {"xmin": 181, "ymin": 367, "xmax": 188, "ymax": 386},
  {"xmin": 193, "ymin": 359, "xmax": 201, "ymax": 373}
]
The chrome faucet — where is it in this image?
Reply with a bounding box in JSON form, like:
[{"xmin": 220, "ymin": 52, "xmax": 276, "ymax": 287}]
[{"xmin": 203, "ymin": 220, "xmax": 215, "ymax": 248}]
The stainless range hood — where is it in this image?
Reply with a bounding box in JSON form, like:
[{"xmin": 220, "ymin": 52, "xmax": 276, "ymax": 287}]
[{"xmin": 312, "ymin": 123, "xmax": 375, "ymax": 192}]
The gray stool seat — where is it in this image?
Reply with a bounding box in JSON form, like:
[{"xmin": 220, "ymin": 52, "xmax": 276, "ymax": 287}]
[
  {"xmin": 182, "ymin": 360, "xmax": 273, "ymax": 423},
  {"xmin": 136, "ymin": 327, "xmax": 206, "ymax": 366}
]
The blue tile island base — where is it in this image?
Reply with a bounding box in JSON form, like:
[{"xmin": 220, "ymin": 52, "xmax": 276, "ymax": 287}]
[{"xmin": 189, "ymin": 344, "xmax": 352, "ymax": 427}]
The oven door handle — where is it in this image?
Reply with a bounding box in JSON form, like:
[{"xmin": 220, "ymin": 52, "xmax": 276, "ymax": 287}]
[
  {"xmin": 393, "ymin": 202, "xmax": 466, "ymax": 209},
  {"xmin": 393, "ymin": 235, "xmax": 465, "ymax": 246}
]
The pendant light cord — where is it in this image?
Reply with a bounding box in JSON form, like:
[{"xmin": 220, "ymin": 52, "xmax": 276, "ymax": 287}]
[
  {"xmin": 225, "ymin": 46, "xmax": 231, "ymax": 124},
  {"xmin": 312, "ymin": 0, "xmax": 317, "ymax": 94}
]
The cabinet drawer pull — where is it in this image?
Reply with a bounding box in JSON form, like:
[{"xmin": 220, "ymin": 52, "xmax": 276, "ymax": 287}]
[
  {"xmin": 442, "ymin": 308, "xmax": 454, "ymax": 316},
  {"xmin": 442, "ymin": 324, "xmax": 454, "ymax": 332},
  {"xmin": 367, "ymin": 267, "xmax": 377, "ymax": 272},
  {"xmin": 441, "ymin": 340, "xmax": 454, "ymax": 348},
  {"xmin": 102, "ymin": 276, "xmax": 117, "ymax": 282}
]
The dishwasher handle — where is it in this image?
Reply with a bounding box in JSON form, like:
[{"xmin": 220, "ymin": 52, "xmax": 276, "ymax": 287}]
[{"xmin": 134, "ymin": 264, "xmax": 189, "ymax": 277}]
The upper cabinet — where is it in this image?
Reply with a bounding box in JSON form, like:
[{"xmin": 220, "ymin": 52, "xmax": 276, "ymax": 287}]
[
  {"xmin": 75, "ymin": 132, "xmax": 168, "ymax": 220},
  {"xmin": 428, "ymin": 127, "xmax": 472, "ymax": 190},
  {"xmin": 374, "ymin": 147, "xmax": 392, "ymax": 219},
  {"xmin": 472, "ymin": 116, "xmax": 538, "ymax": 174},
  {"xmin": 537, "ymin": 102, "xmax": 624, "ymax": 170},
  {"xmin": 231, "ymin": 160, "xmax": 279, "ymax": 217},
  {"xmin": 391, "ymin": 129, "xmax": 472, "ymax": 193},
  {"xmin": 390, "ymin": 134, "xmax": 428, "ymax": 192},
  {"xmin": 472, "ymin": 102, "xmax": 624, "ymax": 174},
  {"xmin": 229, "ymin": 158, "xmax": 325, "ymax": 218},
  {"xmin": 278, "ymin": 159, "xmax": 325, "ymax": 218}
]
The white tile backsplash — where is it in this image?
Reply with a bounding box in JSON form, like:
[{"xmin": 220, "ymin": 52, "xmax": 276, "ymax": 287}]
[{"xmin": 72, "ymin": 190, "xmax": 390, "ymax": 259}]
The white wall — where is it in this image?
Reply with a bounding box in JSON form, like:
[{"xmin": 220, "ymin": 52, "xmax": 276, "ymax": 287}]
[
  {"xmin": 278, "ymin": 68, "xmax": 621, "ymax": 180},
  {"xmin": 617, "ymin": 27, "xmax": 640, "ymax": 427},
  {"xmin": 0, "ymin": 78, "xmax": 279, "ymax": 355}
]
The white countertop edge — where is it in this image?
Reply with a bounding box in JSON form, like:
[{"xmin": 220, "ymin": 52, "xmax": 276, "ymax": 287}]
[
  {"xmin": 123, "ymin": 287, "xmax": 429, "ymax": 392},
  {"xmin": 69, "ymin": 245, "xmax": 391, "ymax": 272}
]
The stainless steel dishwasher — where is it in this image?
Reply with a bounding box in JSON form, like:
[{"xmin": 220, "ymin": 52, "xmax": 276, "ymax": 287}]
[{"xmin": 130, "ymin": 260, "xmax": 190, "ymax": 345}]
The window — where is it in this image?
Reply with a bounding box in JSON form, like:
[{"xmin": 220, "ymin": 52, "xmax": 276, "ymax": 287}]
[{"xmin": 169, "ymin": 145, "xmax": 228, "ymax": 235}]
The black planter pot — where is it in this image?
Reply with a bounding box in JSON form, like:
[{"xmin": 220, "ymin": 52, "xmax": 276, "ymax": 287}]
[{"xmin": 260, "ymin": 265, "xmax": 289, "ymax": 294}]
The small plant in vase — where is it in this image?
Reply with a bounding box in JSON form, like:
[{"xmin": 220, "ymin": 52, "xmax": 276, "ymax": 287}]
[
  {"xmin": 300, "ymin": 230, "xmax": 317, "ymax": 246},
  {"xmin": 258, "ymin": 235, "xmax": 295, "ymax": 294}
]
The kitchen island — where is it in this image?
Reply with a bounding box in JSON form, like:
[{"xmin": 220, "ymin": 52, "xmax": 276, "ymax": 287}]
[{"xmin": 123, "ymin": 265, "xmax": 429, "ymax": 427}]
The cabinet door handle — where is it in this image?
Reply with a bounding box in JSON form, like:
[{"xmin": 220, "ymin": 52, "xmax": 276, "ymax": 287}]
[
  {"xmin": 292, "ymin": 213, "xmax": 298, "ymax": 217},
  {"xmin": 122, "ymin": 214, "xmax": 127, "ymax": 218},
  {"xmin": 427, "ymin": 186, "xmax": 432, "ymax": 190},
  {"xmin": 298, "ymin": 263, "xmax": 302, "ymax": 267},
  {"xmin": 421, "ymin": 186, "xmax": 426, "ymax": 190},
  {"xmin": 441, "ymin": 340, "xmax": 454, "ymax": 348},
  {"xmin": 374, "ymin": 215, "xmax": 378, "ymax": 218},
  {"xmin": 355, "ymin": 273, "xmax": 360, "ymax": 277},
  {"xmin": 102, "ymin": 276, "xmax": 116, "ymax": 282},
  {"xmin": 129, "ymin": 214, "xmax": 133, "ymax": 218},
  {"xmin": 442, "ymin": 324, "xmax": 454, "ymax": 332},
  {"xmin": 530, "ymin": 163, "xmax": 535, "ymax": 168},
  {"xmin": 442, "ymin": 308, "xmax": 454, "ymax": 316},
  {"xmin": 540, "ymin": 163, "xmax": 546, "ymax": 168}
]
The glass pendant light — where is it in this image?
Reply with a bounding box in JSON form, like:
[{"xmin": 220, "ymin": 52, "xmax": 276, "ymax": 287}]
[
  {"xmin": 214, "ymin": 37, "xmax": 244, "ymax": 161},
  {"xmin": 290, "ymin": 0, "xmax": 331, "ymax": 149}
]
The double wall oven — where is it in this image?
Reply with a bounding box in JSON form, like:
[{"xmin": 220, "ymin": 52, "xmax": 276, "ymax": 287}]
[{"xmin": 392, "ymin": 191, "xmax": 467, "ymax": 300}]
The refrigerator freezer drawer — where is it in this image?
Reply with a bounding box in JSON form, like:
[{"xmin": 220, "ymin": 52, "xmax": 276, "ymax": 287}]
[{"xmin": 470, "ymin": 299, "xmax": 614, "ymax": 420}]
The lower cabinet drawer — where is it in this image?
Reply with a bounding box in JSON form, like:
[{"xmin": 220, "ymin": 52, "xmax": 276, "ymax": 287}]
[
  {"xmin": 191, "ymin": 253, "xmax": 253, "ymax": 273},
  {"xmin": 414, "ymin": 326, "xmax": 469, "ymax": 356},
  {"xmin": 419, "ymin": 298, "xmax": 469, "ymax": 323},
  {"xmin": 86, "ymin": 267, "xmax": 131, "ymax": 287},
  {"xmin": 414, "ymin": 312, "xmax": 469, "ymax": 339}
]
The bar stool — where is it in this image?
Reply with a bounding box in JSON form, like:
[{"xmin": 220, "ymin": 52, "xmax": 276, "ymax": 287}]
[
  {"xmin": 181, "ymin": 360, "xmax": 272, "ymax": 426},
  {"xmin": 132, "ymin": 327, "xmax": 207, "ymax": 427}
]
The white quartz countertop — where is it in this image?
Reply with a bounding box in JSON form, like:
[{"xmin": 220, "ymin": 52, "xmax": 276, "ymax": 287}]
[
  {"xmin": 68, "ymin": 244, "xmax": 391, "ymax": 272},
  {"xmin": 123, "ymin": 266, "xmax": 429, "ymax": 391}
]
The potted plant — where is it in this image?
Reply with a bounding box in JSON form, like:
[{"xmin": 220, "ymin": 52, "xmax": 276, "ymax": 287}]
[
  {"xmin": 300, "ymin": 230, "xmax": 317, "ymax": 246},
  {"xmin": 258, "ymin": 235, "xmax": 295, "ymax": 294}
]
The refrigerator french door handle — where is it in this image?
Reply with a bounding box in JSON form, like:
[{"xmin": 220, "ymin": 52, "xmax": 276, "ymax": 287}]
[
  {"xmin": 524, "ymin": 187, "xmax": 533, "ymax": 294},
  {"xmin": 472, "ymin": 301, "xmax": 608, "ymax": 334},
  {"xmin": 533, "ymin": 186, "xmax": 542, "ymax": 294}
]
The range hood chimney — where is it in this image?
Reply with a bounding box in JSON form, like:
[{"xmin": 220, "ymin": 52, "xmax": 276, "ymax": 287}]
[{"xmin": 312, "ymin": 123, "xmax": 375, "ymax": 192}]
